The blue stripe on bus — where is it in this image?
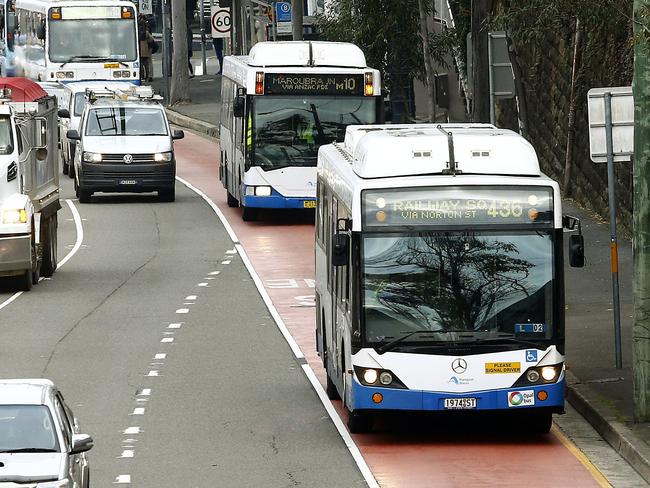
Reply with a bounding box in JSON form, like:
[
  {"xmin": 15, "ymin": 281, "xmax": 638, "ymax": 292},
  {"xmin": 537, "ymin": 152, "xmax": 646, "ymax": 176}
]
[
  {"xmin": 350, "ymin": 376, "xmax": 565, "ymax": 411},
  {"xmin": 243, "ymin": 190, "xmax": 315, "ymax": 209}
]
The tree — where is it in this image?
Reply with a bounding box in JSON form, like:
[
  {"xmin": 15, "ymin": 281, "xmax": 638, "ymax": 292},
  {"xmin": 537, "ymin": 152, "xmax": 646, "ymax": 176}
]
[{"xmin": 170, "ymin": 0, "xmax": 190, "ymax": 105}]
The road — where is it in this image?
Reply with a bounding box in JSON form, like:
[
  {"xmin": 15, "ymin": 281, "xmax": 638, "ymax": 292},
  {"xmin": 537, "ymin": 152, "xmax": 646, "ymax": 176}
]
[{"xmin": 0, "ymin": 129, "xmax": 646, "ymax": 487}]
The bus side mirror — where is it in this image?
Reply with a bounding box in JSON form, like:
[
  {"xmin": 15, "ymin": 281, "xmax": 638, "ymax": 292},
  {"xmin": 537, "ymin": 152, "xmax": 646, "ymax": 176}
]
[
  {"xmin": 332, "ymin": 233, "xmax": 349, "ymax": 267},
  {"xmin": 569, "ymin": 234, "xmax": 585, "ymax": 268},
  {"xmin": 66, "ymin": 129, "xmax": 81, "ymax": 141},
  {"xmin": 233, "ymin": 96, "xmax": 245, "ymax": 118}
]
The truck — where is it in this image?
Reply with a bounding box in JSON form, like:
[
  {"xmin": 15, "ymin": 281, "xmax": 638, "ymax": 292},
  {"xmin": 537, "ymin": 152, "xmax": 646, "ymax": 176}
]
[{"xmin": 0, "ymin": 77, "xmax": 60, "ymax": 291}]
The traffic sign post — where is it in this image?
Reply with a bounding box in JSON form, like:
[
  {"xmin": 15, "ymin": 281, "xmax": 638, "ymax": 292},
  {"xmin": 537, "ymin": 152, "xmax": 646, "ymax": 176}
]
[
  {"xmin": 211, "ymin": 6, "xmax": 232, "ymax": 38},
  {"xmin": 138, "ymin": 0, "xmax": 152, "ymax": 15},
  {"xmin": 275, "ymin": 2, "xmax": 292, "ymax": 35}
]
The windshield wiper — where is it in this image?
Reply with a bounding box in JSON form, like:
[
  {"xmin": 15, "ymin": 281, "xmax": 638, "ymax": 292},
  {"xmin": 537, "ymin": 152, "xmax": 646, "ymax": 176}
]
[
  {"xmin": 0, "ymin": 447, "xmax": 58, "ymax": 453},
  {"xmin": 377, "ymin": 331, "xmax": 442, "ymax": 354},
  {"xmin": 469, "ymin": 336, "xmax": 545, "ymax": 349}
]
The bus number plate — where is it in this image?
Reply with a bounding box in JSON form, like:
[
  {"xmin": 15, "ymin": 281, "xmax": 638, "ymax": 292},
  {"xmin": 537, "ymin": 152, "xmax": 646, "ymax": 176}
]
[
  {"xmin": 443, "ymin": 398, "xmax": 477, "ymax": 409},
  {"xmin": 303, "ymin": 200, "xmax": 316, "ymax": 208},
  {"xmin": 119, "ymin": 179, "xmax": 138, "ymax": 185}
]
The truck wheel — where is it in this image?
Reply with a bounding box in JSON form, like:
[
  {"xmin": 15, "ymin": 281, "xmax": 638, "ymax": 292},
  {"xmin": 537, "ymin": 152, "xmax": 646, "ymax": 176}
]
[
  {"xmin": 79, "ymin": 189, "xmax": 92, "ymax": 203},
  {"xmin": 227, "ymin": 192, "xmax": 238, "ymax": 208},
  {"xmin": 242, "ymin": 207, "xmax": 258, "ymax": 222},
  {"xmin": 17, "ymin": 269, "xmax": 32, "ymax": 291},
  {"xmin": 159, "ymin": 187, "xmax": 175, "ymax": 202},
  {"xmin": 41, "ymin": 215, "xmax": 58, "ymax": 277}
]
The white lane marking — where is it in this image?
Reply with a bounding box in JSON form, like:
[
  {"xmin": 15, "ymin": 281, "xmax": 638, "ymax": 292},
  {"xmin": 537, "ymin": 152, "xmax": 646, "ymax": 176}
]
[
  {"xmin": 154, "ymin": 353, "xmax": 166, "ymax": 359},
  {"xmin": 198, "ymin": 282, "xmax": 209, "ymax": 287},
  {"xmin": 206, "ymin": 277, "xmax": 216, "ymax": 280},
  {"xmin": 146, "ymin": 370, "xmax": 159, "ymax": 376},
  {"xmin": 139, "ymin": 389, "xmax": 151, "ymax": 396},
  {"xmin": 168, "ymin": 323, "xmax": 182, "ymax": 329},
  {"xmin": 209, "ymin": 271, "xmax": 221, "ymax": 275},
  {"xmin": 131, "ymin": 408, "xmax": 145, "ymax": 415},
  {"xmin": 226, "ymin": 249, "xmax": 237, "ymax": 254},
  {"xmin": 135, "ymin": 398, "xmax": 148, "ymax": 403},
  {"xmin": 176, "ymin": 308, "xmax": 189, "ymax": 314},
  {"xmin": 221, "ymin": 260, "xmax": 231, "ymax": 265},
  {"xmin": 185, "ymin": 295, "xmax": 197, "ymax": 300},
  {"xmin": 124, "ymin": 427, "xmax": 140, "ymax": 434},
  {"xmin": 114, "ymin": 475, "xmax": 131, "ymax": 484},
  {"xmin": 178, "ymin": 178, "xmax": 379, "ymax": 488},
  {"xmin": 120, "ymin": 450, "xmax": 134, "ymax": 458},
  {"xmin": 123, "ymin": 438, "xmax": 138, "ymax": 443},
  {"xmin": 302, "ymin": 364, "xmax": 380, "ymax": 488},
  {"xmin": 176, "ymin": 176, "xmax": 239, "ymax": 242},
  {"xmin": 0, "ymin": 199, "xmax": 84, "ymax": 312},
  {"xmin": 183, "ymin": 302, "xmax": 194, "ymax": 305},
  {"xmin": 150, "ymin": 362, "xmax": 164, "ymax": 366},
  {"xmin": 161, "ymin": 337, "xmax": 174, "ymax": 343}
]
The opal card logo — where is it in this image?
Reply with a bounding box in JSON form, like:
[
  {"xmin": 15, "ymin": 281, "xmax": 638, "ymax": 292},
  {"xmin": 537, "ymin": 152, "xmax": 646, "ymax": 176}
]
[{"xmin": 508, "ymin": 390, "xmax": 535, "ymax": 407}]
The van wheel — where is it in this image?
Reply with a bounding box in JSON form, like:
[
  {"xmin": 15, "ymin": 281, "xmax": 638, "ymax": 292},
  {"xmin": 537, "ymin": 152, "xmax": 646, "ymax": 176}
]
[
  {"xmin": 242, "ymin": 207, "xmax": 258, "ymax": 221},
  {"xmin": 17, "ymin": 269, "xmax": 32, "ymax": 291},
  {"xmin": 227, "ymin": 191, "xmax": 238, "ymax": 208},
  {"xmin": 159, "ymin": 187, "xmax": 175, "ymax": 202},
  {"xmin": 79, "ymin": 189, "xmax": 92, "ymax": 203}
]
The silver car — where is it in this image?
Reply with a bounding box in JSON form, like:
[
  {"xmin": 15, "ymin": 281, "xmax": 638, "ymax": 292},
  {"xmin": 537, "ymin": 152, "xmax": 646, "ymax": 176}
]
[{"xmin": 0, "ymin": 379, "xmax": 93, "ymax": 487}]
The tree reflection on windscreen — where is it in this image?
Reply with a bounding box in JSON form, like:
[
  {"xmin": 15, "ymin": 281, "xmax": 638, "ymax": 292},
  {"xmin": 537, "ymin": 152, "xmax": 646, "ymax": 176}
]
[{"xmin": 363, "ymin": 233, "xmax": 554, "ymax": 342}]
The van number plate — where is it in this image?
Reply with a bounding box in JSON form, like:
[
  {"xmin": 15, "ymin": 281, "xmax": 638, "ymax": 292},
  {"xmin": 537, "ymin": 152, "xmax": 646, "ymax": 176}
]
[
  {"xmin": 120, "ymin": 179, "xmax": 138, "ymax": 185},
  {"xmin": 443, "ymin": 398, "xmax": 477, "ymax": 409}
]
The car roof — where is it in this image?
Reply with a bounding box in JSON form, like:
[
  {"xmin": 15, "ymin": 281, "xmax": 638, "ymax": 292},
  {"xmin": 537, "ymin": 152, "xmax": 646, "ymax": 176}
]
[
  {"xmin": 0, "ymin": 379, "xmax": 56, "ymax": 406},
  {"xmin": 88, "ymin": 98, "xmax": 163, "ymax": 109}
]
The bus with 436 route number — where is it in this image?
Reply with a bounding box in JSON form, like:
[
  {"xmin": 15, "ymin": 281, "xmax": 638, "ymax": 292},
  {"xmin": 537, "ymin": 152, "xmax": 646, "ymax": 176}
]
[
  {"xmin": 315, "ymin": 124, "xmax": 585, "ymax": 433},
  {"xmin": 219, "ymin": 41, "xmax": 382, "ymax": 221}
]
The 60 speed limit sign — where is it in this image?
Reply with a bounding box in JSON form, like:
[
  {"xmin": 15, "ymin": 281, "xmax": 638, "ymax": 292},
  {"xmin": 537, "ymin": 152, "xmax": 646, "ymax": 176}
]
[{"xmin": 211, "ymin": 7, "xmax": 231, "ymax": 38}]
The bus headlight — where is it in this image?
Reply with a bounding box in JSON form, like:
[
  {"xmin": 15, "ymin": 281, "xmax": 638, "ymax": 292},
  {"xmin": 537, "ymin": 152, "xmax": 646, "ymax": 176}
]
[
  {"xmin": 255, "ymin": 186, "xmax": 271, "ymax": 197},
  {"xmin": 83, "ymin": 152, "xmax": 102, "ymax": 163},
  {"xmin": 113, "ymin": 71, "xmax": 122, "ymax": 78},
  {"xmin": 379, "ymin": 372, "xmax": 393, "ymax": 385},
  {"xmin": 154, "ymin": 152, "xmax": 173, "ymax": 162},
  {"xmin": 363, "ymin": 369, "xmax": 378, "ymax": 384},
  {"xmin": 526, "ymin": 370, "xmax": 540, "ymax": 383},
  {"xmin": 56, "ymin": 71, "xmax": 74, "ymax": 79},
  {"xmin": 2, "ymin": 208, "xmax": 27, "ymax": 224},
  {"xmin": 541, "ymin": 366, "xmax": 558, "ymax": 381}
]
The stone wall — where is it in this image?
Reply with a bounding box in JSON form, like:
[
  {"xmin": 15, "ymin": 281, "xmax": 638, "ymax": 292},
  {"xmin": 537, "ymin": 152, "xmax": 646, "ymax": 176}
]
[{"xmin": 497, "ymin": 14, "xmax": 634, "ymax": 232}]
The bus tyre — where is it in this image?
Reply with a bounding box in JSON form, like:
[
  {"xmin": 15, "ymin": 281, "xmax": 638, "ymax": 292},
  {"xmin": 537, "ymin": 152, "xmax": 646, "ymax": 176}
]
[
  {"xmin": 347, "ymin": 410, "xmax": 373, "ymax": 434},
  {"xmin": 41, "ymin": 215, "xmax": 58, "ymax": 277},
  {"xmin": 79, "ymin": 189, "xmax": 92, "ymax": 204},
  {"xmin": 242, "ymin": 207, "xmax": 258, "ymax": 222},
  {"xmin": 326, "ymin": 373, "xmax": 340, "ymax": 401},
  {"xmin": 159, "ymin": 187, "xmax": 175, "ymax": 202},
  {"xmin": 227, "ymin": 191, "xmax": 238, "ymax": 208}
]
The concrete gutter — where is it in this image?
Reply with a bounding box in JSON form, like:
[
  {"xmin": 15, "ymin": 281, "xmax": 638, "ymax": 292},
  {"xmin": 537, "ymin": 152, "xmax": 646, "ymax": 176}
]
[
  {"xmin": 166, "ymin": 108, "xmax": 219, "ymax": 139},
  {"xmin": 566, "ymin": 370, "xmax": 650, "ymax": 483}
]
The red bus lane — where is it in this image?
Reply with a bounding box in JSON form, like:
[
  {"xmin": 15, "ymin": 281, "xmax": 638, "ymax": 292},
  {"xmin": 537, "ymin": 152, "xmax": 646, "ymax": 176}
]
[{"xmin": 175, "ymin": 131, "xmax": 605, "ymax": 488}]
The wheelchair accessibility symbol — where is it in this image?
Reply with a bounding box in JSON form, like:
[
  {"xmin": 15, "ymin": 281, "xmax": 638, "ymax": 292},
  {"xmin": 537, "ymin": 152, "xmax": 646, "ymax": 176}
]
[{"xmin": 525, "ymin": 350, "xmax": 538, "ymax": 362}]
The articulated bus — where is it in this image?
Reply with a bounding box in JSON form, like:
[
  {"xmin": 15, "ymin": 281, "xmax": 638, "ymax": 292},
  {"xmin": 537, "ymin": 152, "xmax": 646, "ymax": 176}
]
[
  {"xmin": 219, "ymin": 41, "xmax": 382, "ymax": 221},
  {"xmin": 0, "ymin": 0, "xmax": 139, "ymax": 83},
  {"xmin": 315, "ymin": 124, "xmax": 585, "ymax": 433}
]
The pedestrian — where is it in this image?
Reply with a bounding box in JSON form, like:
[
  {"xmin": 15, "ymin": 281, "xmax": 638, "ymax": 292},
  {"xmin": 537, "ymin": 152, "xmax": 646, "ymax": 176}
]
[
  {"xmin": 138, "ymin": 15, "xmax": 154, "ymax": 82},
  {"xmin": 187, "ymin": 23, "xmax": 194, "ymax": 78},
  {"xmin": 212, "ymin": 37, "xmax": 223, "ymax": 75}
]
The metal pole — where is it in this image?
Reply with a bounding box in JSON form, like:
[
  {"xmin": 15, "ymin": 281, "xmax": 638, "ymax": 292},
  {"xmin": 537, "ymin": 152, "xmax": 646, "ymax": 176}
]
[
  {"xmin": 488, "ymin": 33, "xmax": 495, "ymax": 125},
  {"xmin": 200, "ymin": 0, "xmax": 207, "ymax": 75},
  {"xmin": 291, "ymin": 0, "xmax": 303, "ymax": 40},
  {"xmin": 604, "ymin": 91, "xmax": 623, "ymax": 369},
  {"xmin": 161, "ymin": 0, "xmax": 171, "ymax": 104}
]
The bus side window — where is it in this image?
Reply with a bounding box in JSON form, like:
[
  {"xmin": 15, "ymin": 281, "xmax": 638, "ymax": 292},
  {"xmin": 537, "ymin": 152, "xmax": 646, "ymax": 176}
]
[{"xmin": 316, "ymin": 178, "xmax": 323, "ymax": 245}]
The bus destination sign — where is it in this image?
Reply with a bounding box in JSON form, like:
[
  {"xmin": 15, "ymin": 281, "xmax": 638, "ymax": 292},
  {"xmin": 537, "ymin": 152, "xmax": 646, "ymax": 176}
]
[
  {"xmin": 363, "ymin": 187, "xmax": 554, "ymax": 228},
  {"xmin": 264, "ymin": 74, "xmax": 364, "ymax": 96}
]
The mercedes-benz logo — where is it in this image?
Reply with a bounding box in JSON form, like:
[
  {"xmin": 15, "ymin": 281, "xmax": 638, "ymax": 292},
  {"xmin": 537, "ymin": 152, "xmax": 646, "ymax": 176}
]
[
  {"xmin": 451, "ymin": 358, "xmax": 467, "ymax": 374},
  {"xmin": 123, "ymin": 154, "xmax": 133, "ymax": 164}
]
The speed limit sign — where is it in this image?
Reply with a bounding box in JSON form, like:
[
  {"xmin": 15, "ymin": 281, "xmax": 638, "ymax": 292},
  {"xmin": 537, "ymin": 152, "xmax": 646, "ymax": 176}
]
[{"xmin": 211, "ymin": 7, "xmax": 231, "ymax": 38}]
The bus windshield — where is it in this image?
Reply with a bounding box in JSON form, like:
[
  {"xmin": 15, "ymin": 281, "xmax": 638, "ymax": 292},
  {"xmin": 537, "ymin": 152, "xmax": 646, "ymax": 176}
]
[
  {"xmin": 0, "ymin": 117, "xmax": 14, "ymax": 155},
  {"xmin": 253, "ymin": 96, "xmax": 376, "ymax": 169},
  {"xmin": 362, "ymin": 231, "xmax": 555, "ymax": 347},
  {"xmin": 48, "ymin": 19, "xmax": 137, "ymax": 63}
]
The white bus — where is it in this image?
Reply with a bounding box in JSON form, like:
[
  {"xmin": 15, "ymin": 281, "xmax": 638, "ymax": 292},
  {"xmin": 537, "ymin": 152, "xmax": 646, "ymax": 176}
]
[
  {"xmin": 219, "ymin": 41, "xmax": 383, "ymax": 221},
  {"xmin": 315, "ymin": 124, "xmax": 585, "ymax": 433},
  {"xmin": 0, "ymin": 0, "xmax": 139, "ymax": 83}
]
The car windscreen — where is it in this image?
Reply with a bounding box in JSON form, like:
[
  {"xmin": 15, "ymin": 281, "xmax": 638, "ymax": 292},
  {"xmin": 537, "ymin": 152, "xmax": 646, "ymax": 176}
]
[
  {"xmin": 0, "ymin": 116, "xmax": 14, "ymax": 155},
  {"xmin": 0, "ymin": 405, "xmax": 60, "ymax": 452},
  {"xmin": 85, "ymin": 107, "xmax": 168, "ymax": 136}
]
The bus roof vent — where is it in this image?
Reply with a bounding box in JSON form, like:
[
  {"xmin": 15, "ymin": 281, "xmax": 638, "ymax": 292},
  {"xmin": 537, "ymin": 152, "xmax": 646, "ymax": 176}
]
[
  {"xmin": 343, "ymin": 124, "xmax": 541, "ymax": 179},
  {"xmin": 247, "ymin": 41, "xmax": 367, "ymax": 68}
]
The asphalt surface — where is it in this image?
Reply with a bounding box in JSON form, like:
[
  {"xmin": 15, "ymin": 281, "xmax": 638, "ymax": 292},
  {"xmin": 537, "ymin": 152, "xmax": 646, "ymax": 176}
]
[{"xmin": 0, "ymin": 176, "xmax": 366, "ymax": 486}]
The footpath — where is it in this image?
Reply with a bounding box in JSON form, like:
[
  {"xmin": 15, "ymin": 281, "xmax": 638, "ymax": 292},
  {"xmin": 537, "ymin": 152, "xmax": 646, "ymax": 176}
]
[{"xmin": 152, "ymin": 72, "xmax": 650, "ymax": 483}]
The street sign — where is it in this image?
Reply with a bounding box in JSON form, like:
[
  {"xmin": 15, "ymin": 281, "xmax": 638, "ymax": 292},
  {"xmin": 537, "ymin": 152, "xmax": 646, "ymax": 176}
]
[
  {"xmin": 587, "ymin": 86, "xmax": 634, "ymax": 163},
  {"xmin": 138, "ymin": 0, "xmax": 152, "ymax": 15},
  {"xmin": 211, "ymin": 6, "xmax": 231, "ymax": 38},
  {"xmin": 276, "ymin": 1, "xmax": 292, "ymax": 35}
]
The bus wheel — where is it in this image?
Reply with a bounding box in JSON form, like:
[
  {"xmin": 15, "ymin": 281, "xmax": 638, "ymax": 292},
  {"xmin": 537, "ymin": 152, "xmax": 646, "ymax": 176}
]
[
  {"xmin": 242, "ymin": 207, "xmax": 258, "ymax": 222},
  {"xmin": 347, "ymin": 410, "xmax": 373, "ymax": 434},
  {"xmin": 227, "ymin": 192, "xmax": 238, "ymax": 208},
  {"xmin": 325, "ymin": 360, "xmax": 340, "ymax": 401}
]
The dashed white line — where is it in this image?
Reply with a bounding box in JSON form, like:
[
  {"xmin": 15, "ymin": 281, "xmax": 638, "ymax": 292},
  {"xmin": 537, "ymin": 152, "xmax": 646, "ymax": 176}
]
[
  {"xmin": 221, "ymin": 260, "xmax": 232, "ymax": 265},
  {"xmin": 119, "ymin": 449, "xmax": 134, "ymax": 458},
  {"xmin": 139, "ymin": 389, "xmax": 151, "ymax": 396},
  {"xmin": 168, "ymin": 323, "xmax": 182, "ymax": 329},
  {"xmin": 131, "ymin": 408, "xmax": 145, "ymax": 415},
  {"xmin": 124, "ymin": 427, "xmax": 141, "ymax": 434},
  {"xmin": 114, "ymin": 475, "xmax": 131, "ymax": 484},
  {"xmin": 185, "ymin": 295, "xmax": 198, "ymax": 300},
  {"xmin": 160, "ymin": 337, "xmax": 174, "ymax": 343},
  {"xmin": 146, "ymin": 370, "xmax": 159, "ymax": 376},
  {"xmin": 226, "ymin": 249, "xmax": 237, "ymax": 254},
  {"xmin": 154, "ymin": 353, "xmax": 166, "ymax": 359},
  {"xmin": 198, "ymin": 282, "xmax": 209, "ymax": 287},
  {"xmin": 176, "ymin": 308, "xmax": 189, "ymax": 314},
  {"xmin": 209, "ymin": 271, "xmax": 221, "ymax": 275}
]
